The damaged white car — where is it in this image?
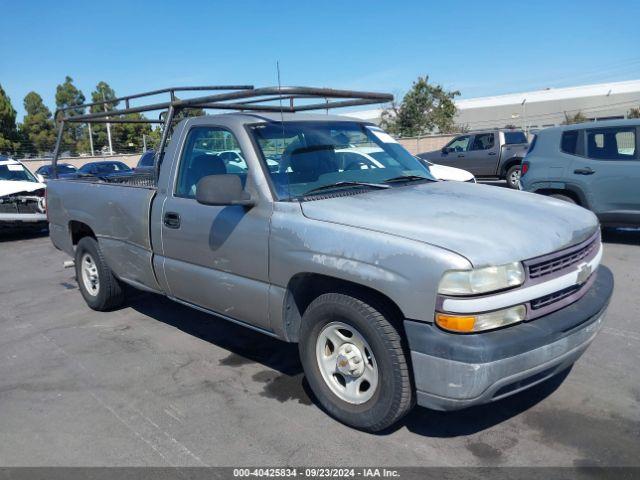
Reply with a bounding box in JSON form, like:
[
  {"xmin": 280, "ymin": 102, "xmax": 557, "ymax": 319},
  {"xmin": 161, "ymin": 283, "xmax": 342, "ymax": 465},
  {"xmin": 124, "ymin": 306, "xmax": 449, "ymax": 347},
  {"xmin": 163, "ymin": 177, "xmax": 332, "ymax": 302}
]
[{"xmin": 0, "ymin": 156, "xmax": 47, "ymax": 230}]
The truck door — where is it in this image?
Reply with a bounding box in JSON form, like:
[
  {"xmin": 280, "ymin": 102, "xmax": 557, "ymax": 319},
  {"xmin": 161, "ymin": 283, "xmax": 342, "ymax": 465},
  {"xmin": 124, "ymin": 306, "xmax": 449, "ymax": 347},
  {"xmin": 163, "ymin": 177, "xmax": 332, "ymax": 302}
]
[
  {"xmin": 436, "ymin": 135, "xmax": 472, "ymax": 170},
  {"xmin": 157, "ymin": 125, "xmax": 272, "ymax": 330},
  {"xmin": 465, "ymin": 132, "xmax": 498, "ymax": 176},
  {"xmin": 570, "ymin": 125, "xmax": 640, "ymax": 225}
]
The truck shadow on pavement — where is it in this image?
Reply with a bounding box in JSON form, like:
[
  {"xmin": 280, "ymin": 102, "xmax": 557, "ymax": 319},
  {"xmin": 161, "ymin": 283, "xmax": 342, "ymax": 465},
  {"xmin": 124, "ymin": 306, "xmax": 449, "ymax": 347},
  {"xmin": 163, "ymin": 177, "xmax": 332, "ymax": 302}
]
[{"xmin": 127, "ymin": 290, "xmax": 569, "ymax": 437}]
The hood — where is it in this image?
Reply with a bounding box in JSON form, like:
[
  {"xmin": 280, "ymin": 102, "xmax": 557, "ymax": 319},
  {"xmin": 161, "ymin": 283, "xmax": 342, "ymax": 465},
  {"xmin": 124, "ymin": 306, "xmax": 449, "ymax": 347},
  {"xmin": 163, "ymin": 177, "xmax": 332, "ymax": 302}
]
[
  {"xmin": 300, "ymin": 182, "xmax": 599, "ymax": 267},
  {"xmin": 428, "ymin": 163, "xmax": 474, "ymax": 182},
  {"xmin": 0, "ymin": 180, "xmax": 45, "ymax": 197}
]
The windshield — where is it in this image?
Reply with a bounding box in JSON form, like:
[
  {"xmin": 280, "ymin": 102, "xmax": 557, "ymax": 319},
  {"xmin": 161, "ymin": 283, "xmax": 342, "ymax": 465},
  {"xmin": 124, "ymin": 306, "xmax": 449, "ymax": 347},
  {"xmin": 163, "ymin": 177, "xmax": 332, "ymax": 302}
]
[
  {"xmin": 138, "ymin": 151, "xmax": 155, "ymax": 167},
  {"xmin": 249, "ymin": 121, "xmax": 435, "ymax": 199},
  {"xmin": 0, "ymin": 162, "xmax": 38, "ymax": 182}
]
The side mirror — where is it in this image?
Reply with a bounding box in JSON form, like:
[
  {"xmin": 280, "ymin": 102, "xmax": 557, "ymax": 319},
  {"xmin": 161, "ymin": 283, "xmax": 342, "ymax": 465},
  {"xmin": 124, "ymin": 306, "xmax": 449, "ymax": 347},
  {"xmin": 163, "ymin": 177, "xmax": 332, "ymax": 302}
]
[
  {"xmin": 441, "ymin": 147, "xmax": 449, "ymax": 154},
  {"xmin": 36, "ymin": 174, "xmax": 45, "ymax": 183},
  {"xmin": 196, "ymin": 174, "xmax": 254, "ymax": 207}
]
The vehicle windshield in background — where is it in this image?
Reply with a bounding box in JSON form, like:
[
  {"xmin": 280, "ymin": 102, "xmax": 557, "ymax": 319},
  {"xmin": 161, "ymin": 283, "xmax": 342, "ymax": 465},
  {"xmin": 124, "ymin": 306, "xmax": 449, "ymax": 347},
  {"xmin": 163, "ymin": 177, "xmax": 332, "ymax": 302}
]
[
  {"xmin": 0, "ymin": 163, "xmax": 38, "ymax": 182},
  {"xmin": 504, "ymin": 131, "xmax": 528, "ymax": 144},
  {"xmin": 249, "ymin": 121, "xmax": 435, "ymax": 199}
]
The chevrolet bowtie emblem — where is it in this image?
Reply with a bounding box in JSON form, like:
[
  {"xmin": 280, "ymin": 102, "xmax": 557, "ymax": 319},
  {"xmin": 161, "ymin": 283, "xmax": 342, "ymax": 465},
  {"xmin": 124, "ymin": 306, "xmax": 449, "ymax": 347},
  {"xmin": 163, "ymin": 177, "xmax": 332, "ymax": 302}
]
[{"xmin": 577, "ymin": 263, "xmax": 592, "ymax": 284}]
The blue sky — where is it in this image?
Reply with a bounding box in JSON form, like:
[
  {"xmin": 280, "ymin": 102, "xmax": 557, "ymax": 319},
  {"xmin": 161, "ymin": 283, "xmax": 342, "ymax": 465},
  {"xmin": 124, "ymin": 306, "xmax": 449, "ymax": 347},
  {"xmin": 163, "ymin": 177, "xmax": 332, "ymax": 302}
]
[{"xmin": 2, "ymin": 0, "xmax": 640, "ymax": 121}]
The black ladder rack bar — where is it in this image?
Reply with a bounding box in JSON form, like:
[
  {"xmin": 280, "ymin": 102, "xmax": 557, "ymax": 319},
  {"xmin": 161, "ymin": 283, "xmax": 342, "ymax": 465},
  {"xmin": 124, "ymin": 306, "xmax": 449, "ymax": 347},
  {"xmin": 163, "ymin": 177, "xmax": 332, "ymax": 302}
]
[{"xmin": 52, "ymin": 85, "xmax": 393, "ymax": 180}]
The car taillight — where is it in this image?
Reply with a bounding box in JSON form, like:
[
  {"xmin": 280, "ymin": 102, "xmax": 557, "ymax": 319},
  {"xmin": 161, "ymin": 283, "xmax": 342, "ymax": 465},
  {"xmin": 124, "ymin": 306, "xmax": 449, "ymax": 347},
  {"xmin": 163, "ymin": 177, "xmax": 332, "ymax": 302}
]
[{"xmin": 521, "ymin": 162, "xmax": 529, "ymax": 176}]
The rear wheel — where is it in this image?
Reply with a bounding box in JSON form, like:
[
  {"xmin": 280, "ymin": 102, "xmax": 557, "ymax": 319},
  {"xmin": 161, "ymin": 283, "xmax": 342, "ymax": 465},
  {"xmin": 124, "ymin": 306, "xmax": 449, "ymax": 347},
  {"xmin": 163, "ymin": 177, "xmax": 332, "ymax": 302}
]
[
  {"xmin": 299, "ymin": 293, "xmax": 413, "ymax": 432},
  {"xmin": 505, "ymin": 165, "xmax": 521, "ymax": 189},
  {"xmin": 549, "ymin": 193, "xmax": 577, "ymax": 204},
  {"xmin": 75, "ymin": 236, "xmax": 124, "ymax": 311}
]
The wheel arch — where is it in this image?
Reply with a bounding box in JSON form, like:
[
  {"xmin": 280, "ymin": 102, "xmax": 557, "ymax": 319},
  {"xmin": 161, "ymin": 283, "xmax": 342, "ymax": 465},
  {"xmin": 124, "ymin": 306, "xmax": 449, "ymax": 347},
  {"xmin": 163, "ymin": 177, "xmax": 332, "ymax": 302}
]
[
  {"xmin": 500, "ymin": 157, "xmax": 523, "ymax": 177},
  {"xmin": 69, "ymin": 220, "xmax": 96, "ymax": 245},
  {"xmin": 282, "ymin": 272, "xmax": 406, "ymax": 343},
  {"xmin": 533, "ymin": 185, "xmax": 589, "ymax": 208}
]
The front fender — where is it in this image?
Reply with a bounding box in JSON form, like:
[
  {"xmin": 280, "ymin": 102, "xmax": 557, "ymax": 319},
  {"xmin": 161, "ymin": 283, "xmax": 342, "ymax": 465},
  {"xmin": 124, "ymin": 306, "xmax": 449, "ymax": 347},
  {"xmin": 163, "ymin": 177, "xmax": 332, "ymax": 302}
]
[{"xmin": 268, "ymin": 203, "xmax": 470, "ymax": 333}]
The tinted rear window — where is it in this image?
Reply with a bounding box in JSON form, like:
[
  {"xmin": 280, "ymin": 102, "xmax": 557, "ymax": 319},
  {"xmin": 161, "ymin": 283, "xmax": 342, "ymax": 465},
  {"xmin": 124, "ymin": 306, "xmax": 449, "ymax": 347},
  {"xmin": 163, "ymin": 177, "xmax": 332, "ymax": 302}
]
[
  {"xmin": 504, "ymin": 131, "xmax": 527, "ymax": 144},
  {"xmin": 561, "ymin": 130, "xmax": 579, "ymax": 154}
]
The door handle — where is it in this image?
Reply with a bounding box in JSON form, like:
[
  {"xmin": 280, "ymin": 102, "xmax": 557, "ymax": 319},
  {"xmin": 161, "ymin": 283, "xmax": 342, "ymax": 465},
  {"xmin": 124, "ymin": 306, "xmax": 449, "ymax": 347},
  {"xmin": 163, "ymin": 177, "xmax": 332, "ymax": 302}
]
[
  {"xmin": 457, "ymin": 154, "xmax": 465, "ymax": 158},
  {"xmin": 163, "ymin": 212, "xmax": 181, "ymax": 229},
  {"xmin": 488, "ymin": 152, "xmax": 497, "ymax": 156},
  {"xmin": 574, "ymin": 167, "xmax": 595, "ymax": 175}
]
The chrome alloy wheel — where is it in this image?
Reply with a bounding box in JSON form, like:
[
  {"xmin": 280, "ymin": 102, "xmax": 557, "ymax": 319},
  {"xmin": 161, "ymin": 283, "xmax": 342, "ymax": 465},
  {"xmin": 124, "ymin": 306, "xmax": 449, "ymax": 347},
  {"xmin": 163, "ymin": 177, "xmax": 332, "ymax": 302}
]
[
  {"xmin": 509, "ymin": 168, "xmax": 521, "ymax": 188},
  {"xmin": 315, "ymin": 322, "xmax": 379, "ymax": 404},
  {"xmin": 80, "ymin": 253, "xmax": 100, "ymax": 296}
]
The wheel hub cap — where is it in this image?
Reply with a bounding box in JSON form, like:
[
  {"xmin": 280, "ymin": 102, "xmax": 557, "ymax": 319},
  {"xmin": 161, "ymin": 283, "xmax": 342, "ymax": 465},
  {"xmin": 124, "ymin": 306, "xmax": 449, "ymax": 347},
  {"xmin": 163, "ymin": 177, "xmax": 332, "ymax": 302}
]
[
  {"xmin": 315, "ymin": 321, "xmax": 379, "ymax": 405},
  {"xmin": 335, "ymin": 343, "xmax": 364, "ymax": 378}
]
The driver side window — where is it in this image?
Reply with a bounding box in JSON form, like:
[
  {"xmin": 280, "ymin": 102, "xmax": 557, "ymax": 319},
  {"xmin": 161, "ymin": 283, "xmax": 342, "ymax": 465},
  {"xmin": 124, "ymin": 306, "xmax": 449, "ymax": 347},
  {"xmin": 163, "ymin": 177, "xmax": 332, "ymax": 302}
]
[
  {"xmin": 175, "ymin": 127, "xmax": 246, "ymax": 198},
  {"xmin": 446, "ymin": 135, "xmax": 470, "ymax": 152}
]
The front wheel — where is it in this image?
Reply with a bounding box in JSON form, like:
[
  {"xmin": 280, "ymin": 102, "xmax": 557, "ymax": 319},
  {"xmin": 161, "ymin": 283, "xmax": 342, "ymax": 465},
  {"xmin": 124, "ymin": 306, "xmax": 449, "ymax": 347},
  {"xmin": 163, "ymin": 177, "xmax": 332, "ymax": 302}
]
[
  {"xmin": 75, "ymin": 236, "xmax": 125, "ymax": 311},
  {"xmin": 299, "ymin": 293, "xmax": 413, "ymax": 432},
  {"xmin": 505, "ymin": 165, "xmax": 522, "ymax": 189}
]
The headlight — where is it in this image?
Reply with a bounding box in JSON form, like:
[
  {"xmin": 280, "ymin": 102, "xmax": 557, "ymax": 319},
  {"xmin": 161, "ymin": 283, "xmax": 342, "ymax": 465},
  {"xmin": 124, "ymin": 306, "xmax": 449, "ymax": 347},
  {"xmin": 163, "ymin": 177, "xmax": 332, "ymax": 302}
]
[
  {"xmin": 438, "ymin": 262, "xmax": 525, "ymax": 296},
  {"xmin": 436, "ymin": 305, "xmax": 526, "ymax": 333}
]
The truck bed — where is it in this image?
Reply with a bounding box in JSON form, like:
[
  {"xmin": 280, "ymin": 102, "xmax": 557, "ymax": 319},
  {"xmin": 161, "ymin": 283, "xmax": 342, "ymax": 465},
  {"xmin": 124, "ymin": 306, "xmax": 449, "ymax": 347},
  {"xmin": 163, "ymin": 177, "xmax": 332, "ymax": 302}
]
[{"xmin": 47, "ymin": 178, "xmax": 162, "ymax": 292}]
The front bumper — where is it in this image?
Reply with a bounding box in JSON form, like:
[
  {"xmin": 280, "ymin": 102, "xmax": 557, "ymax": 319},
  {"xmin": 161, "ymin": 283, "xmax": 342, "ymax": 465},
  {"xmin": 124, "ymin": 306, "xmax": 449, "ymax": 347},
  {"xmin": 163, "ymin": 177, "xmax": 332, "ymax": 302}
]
[
  {"xmin": 0, "ymin": 213, "xmax": 47, "ymax": 228},
  {"xmin": 405, "ymin": 265, "xmax": 613, "ymax": 411}
]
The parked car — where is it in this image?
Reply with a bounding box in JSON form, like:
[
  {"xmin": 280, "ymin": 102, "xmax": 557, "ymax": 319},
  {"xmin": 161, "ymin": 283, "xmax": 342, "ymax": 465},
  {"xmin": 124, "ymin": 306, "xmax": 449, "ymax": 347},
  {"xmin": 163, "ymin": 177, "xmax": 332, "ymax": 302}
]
[
  {"xmin": 332, "ymin": 145, "xmax": 475, "ymax": 182},
  {"xmin": 61, "ymin": 161, "xmax": 133, "ymax": 180},
  {"xmin": 35, "ymin": 163, "xmax": 77, "ymax": 182},
  {"xmin": 0, "ymin": 156, "xmax": 47, "ymax": 229},
  {"xmin": 418, "ymin": 129, "xmax": 528, "ymax": 188},
  {"xmin": 47, "ymin": 87, "xmax": 612, "ymax": 432},
  {"xmin": 520, "ymin": 119, "xmax": 640, "ymax": 227},
  {"xmin": 134, "ymin": 150, "xmax": 156, "ymax": 174},
  {"xmin": 417, "ymin": 157, "xmax": 476, "ymax": 182}
]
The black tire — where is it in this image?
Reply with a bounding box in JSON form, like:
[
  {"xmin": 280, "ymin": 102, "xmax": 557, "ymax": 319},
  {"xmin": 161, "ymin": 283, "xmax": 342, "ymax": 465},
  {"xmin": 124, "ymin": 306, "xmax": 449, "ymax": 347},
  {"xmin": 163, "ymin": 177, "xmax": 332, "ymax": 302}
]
[
  {"xmin": 75, "ymin": 236, "xmax": 125, "ymax": 311},
  {"xmin": 505, "ymin": 164, "xmax": 521, "ymax": 189},
  {"xmin": 549, "ymin": 193, "xmax": 577, "ymax": 204},
  {"xmin": 299, "ymin": 293, "xmax": 413, "ymax": 432}
]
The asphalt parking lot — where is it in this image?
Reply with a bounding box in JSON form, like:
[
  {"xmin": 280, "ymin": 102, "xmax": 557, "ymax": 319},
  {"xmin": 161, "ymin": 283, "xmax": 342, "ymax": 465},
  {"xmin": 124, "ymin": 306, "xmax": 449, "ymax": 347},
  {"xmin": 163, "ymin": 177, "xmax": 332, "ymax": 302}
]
[{"xmin": 0, "ymin": 227, "xmax": 638, "ymax": 467}]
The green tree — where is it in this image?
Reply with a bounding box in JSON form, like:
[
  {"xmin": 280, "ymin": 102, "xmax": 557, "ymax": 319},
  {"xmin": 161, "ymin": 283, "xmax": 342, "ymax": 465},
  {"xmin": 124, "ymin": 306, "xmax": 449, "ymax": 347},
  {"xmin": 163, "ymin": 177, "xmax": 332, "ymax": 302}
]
[
  {"xmin": 380, "ymin": 76, "xmax": 460, "ymax": 137},
  {"xmin": 0, "ymin": 83, "xmax": 19, "ymax": 155},
  {"xmin": 627, "ymin": 107, "xmax": 640, "ymax": 119},
  {"xmin": 112, "ymin": 113, "xmax": 152, "ymax": 153},
  {"xmin": 55, "ymin": 76, "xmax": 86, "ymax": 153},
  {"xmin": 19, "ymin": 91, "xmax": 56, "ymax": 155},
  {"xmin": 562, "ymin": 111, "xmax": 588, "ymax": 125}
]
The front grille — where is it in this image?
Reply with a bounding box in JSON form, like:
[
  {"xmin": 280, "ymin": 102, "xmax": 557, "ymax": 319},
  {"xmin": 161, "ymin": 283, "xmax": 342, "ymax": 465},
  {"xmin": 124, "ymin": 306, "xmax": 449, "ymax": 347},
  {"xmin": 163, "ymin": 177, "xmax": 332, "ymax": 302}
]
[
  {"xmin": 0, "ymin": 199, "xmax": 40, "ymax": 214},
  {"xmin": 0, "ymin": 203, "xmax": 18, "ymax": 214},
  {"xmin": 527, "ymin": 235, "xmax": 599, "ymax": 279},
  {"xmin": 530, "ymin": 284, "xmax": 582, "ymax": 310}
]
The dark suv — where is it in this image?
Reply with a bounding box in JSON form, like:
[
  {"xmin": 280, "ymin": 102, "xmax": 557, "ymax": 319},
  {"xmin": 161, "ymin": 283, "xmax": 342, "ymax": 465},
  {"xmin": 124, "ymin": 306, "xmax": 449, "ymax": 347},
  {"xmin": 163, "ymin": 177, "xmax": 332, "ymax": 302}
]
[{"xmin": 520, "ymin": 119, "xmax": 640, "ymax": 227}]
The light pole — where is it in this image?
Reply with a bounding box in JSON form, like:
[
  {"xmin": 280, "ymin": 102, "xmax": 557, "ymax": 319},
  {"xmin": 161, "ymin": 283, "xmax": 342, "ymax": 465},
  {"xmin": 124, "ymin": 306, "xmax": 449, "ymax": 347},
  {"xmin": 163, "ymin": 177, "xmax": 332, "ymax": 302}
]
[
  {"xmin": 521, "ymin": 98, "xmax": 527, "ymax": 134},
  {"xmin": 103, "ymin": 92, "xmax": 113, "ymax": 155},
  {"xmin": 87, "ymin": 122, "xmax": 94, "ymax": 156}
]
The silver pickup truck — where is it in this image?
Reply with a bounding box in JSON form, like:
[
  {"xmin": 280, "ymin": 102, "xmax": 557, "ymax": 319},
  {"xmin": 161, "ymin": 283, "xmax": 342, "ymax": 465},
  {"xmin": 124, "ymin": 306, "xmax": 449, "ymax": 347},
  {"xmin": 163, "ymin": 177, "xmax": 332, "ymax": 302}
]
[{"xmin": 47, "ymin": 86, "xmax": 613, "ymax": 432}]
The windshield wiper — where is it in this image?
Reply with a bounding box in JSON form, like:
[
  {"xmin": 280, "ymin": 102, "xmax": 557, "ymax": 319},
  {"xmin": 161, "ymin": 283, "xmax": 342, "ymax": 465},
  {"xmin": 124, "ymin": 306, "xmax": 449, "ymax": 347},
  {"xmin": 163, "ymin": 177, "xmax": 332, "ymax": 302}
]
[
  {"xmin": 383, "ymin": 175, "xmax": 434, "ymax": 184},
  {"xmin": 302, "ymin": 181, "xmax": 390, "ymax": 197}
]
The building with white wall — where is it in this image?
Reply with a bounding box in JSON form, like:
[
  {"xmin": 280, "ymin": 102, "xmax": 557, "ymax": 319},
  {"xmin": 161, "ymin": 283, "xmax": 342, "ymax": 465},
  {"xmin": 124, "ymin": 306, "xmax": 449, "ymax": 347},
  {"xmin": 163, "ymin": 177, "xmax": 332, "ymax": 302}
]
[{"xmin": 345, "ymin": 79, "xmax": 640, "ymax": 133}]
